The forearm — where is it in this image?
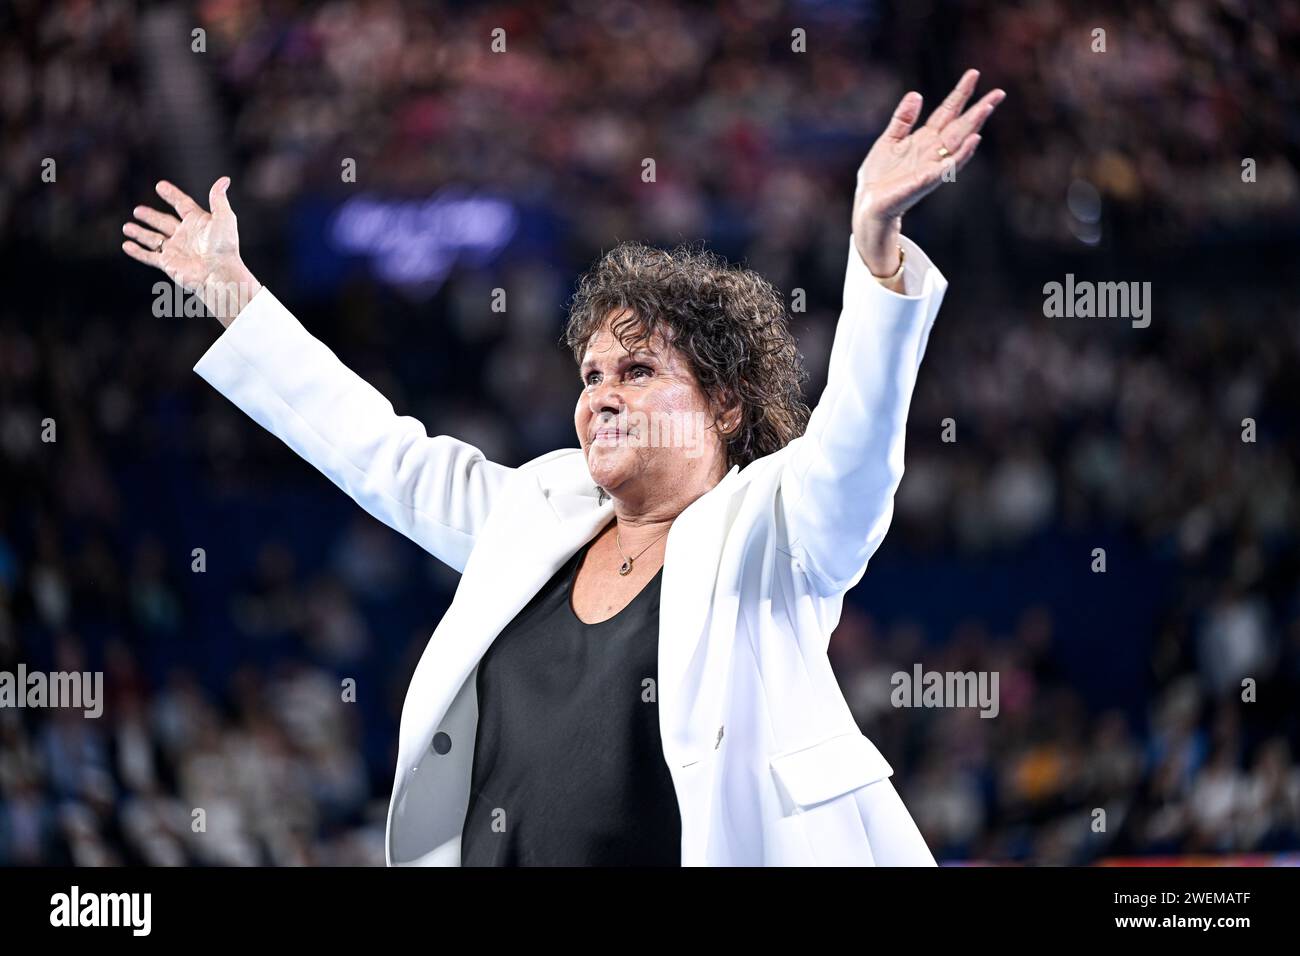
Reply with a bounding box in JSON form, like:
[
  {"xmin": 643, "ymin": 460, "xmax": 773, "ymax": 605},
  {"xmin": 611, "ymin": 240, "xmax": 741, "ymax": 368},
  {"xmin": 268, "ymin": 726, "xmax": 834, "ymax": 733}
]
[
  {"xmin": 780, "ymin": 233, "xmax": 947, "ymax": 593},
  {"xmin": 192, "ymin": 287, "xmax": 512, "ymax": 570}
]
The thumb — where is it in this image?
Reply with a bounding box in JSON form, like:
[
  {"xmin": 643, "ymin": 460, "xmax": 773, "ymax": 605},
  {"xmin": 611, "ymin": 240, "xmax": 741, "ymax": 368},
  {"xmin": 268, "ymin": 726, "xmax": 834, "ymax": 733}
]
[{"xmin": 209, "ymin": 176, "xmax": 235, "ymax": 217}]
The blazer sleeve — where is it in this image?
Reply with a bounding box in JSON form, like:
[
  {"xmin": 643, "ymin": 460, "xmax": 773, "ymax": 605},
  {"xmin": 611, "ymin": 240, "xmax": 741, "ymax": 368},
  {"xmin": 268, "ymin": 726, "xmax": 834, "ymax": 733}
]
[
  {"xmin": 192, "ymin": 287, "xmax": 513, "ymax": 573},
  {"xmin": 779, "ymin": 232, "xmax": 948, "ymax": 596}
]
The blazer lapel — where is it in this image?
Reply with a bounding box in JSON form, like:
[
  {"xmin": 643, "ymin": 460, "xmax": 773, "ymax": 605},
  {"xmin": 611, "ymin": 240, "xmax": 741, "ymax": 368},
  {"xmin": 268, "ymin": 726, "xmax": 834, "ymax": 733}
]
[
  {"xmin": 395, "ymin": 465, "xmax": 614, "ymax": 775},
  {"xmin": 657, "ymin": 464, "xmax": 743, "ymax": 763},
  {"xmin": 392, "ymin": 454, "xmax": 744, "ymax": 781}
]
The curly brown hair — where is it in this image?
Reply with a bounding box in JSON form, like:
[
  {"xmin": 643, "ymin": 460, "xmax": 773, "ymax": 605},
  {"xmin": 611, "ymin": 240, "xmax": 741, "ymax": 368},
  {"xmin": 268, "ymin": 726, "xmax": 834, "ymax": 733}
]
[{"xmin": 562, "ymin": 240, "xmax": 810, "ymax": 470}]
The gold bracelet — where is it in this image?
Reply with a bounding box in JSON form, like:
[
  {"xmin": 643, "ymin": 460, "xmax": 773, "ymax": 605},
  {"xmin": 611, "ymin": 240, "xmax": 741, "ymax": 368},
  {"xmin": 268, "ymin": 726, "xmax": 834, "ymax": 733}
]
[{"xmin": 867, "ymin": 244, "xmax": 905, "ymax": 284}]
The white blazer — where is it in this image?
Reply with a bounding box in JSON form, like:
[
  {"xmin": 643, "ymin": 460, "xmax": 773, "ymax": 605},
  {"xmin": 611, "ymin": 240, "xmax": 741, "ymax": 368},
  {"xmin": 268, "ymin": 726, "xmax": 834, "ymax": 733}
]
[{"xmin": 192, "ymin": 233, "xmax": 947, "ymax": 866}]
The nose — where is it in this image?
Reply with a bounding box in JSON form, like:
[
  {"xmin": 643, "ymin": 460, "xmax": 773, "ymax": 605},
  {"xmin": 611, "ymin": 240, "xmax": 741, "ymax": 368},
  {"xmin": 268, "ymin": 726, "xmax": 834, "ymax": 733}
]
[{"xmin": 587, "ymin": 378, "xmax": 623, "ymax": 418}]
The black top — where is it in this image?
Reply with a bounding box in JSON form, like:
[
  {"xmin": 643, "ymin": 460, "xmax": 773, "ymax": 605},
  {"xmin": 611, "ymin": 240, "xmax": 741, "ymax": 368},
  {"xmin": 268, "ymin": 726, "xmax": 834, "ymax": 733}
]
[{"xmin": 459, "ymin": 538, "xmax": 683, "ymax": 866}]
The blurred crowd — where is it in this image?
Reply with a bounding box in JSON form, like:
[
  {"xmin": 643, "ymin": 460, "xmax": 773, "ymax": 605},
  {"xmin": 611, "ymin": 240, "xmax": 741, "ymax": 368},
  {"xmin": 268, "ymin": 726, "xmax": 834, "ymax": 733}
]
[
  {"xmin": 2, "ymin": 0, "xmax": 1298, "ymax": 865},
  {"xmin": 835, "ymin": 600, "xmax": 1300, "ymax": 862},
  {"xmin": 970, "ymin": 0, "xmax": 1300, "ymax": 244},
  {"xmin": 6, "ymin": 0, "xmax": 1298, "ymax": 252}
]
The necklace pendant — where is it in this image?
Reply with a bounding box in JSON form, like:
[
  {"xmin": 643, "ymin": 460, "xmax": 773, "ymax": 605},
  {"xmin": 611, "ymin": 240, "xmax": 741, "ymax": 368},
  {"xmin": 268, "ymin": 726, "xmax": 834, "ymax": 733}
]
[{"xmin": 618, "ymin": 557, "xmax": 633, "ymax": 576}]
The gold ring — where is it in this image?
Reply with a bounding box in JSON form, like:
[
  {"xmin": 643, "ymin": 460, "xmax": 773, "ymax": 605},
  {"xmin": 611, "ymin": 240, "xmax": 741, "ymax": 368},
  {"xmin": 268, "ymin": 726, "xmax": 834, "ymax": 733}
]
[{"xmin": 937, "ymin": 145, "xmax": 951, "ymax": 159}]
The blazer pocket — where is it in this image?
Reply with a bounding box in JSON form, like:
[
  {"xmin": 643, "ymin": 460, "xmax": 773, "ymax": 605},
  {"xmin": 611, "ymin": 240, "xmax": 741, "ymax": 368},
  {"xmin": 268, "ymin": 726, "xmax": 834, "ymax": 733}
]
[{"xmin": 768, "ymin": 731, "xmax": 894, "ymax": 811}]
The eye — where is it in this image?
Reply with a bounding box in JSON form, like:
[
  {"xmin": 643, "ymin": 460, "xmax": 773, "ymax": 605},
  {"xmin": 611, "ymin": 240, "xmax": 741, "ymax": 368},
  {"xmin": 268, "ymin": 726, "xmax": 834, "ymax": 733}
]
[
  {"xmin": 583, "ymin": 371, "xmax": 601, "ymax": 386},
  {"xmin": 628, "ymin": 364, "xmax": 652, "ymax": 379}
]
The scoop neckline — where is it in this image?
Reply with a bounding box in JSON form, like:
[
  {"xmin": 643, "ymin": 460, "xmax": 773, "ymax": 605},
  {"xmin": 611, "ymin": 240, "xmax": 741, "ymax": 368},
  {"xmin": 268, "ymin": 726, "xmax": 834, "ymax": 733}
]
[{"xmin": 565, "ymin": 540, "xmax": 663, "ymax": 628}]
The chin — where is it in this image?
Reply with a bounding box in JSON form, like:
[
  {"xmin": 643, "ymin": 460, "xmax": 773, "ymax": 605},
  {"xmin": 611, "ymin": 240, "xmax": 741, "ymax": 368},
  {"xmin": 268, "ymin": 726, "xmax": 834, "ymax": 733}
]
[{"xmin": 584, "ymin": 448, "xmax": 635, "ymax": 492}]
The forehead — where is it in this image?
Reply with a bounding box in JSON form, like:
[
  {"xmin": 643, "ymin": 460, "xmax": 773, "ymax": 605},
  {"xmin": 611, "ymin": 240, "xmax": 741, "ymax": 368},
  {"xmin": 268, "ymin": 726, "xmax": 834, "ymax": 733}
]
[{"xmin": 578, "ymin": 310, "xmax": 673, "ymax": 364}]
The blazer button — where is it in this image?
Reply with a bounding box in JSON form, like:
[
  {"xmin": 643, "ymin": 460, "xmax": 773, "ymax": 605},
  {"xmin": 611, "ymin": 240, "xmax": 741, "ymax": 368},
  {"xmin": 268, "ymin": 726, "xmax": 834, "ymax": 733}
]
[{"xmin": 431, "ymin": 732, "xmax": 452, "ymax": 755}]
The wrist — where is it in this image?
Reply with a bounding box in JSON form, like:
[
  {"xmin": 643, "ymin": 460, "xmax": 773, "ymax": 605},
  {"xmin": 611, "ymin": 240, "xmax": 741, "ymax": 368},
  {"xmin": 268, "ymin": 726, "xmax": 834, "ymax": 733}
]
[
  {"xmin": 854, "ymin": 217, "xmax": 903, "ymax": 276},
  {"xmin": 866, "ymin": 245, "xmax": 906, "ymax": 292},
  {"xmin": 204, "ymin": 261, "xmax": 262, "ymax": 328}
]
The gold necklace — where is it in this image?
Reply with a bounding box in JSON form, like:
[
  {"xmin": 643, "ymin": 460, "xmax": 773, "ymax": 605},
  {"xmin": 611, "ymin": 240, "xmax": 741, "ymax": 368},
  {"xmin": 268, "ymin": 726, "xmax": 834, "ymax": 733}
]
[{"xmin": 614, "ymin": 526, "xmax": 670, "ymax": 576}]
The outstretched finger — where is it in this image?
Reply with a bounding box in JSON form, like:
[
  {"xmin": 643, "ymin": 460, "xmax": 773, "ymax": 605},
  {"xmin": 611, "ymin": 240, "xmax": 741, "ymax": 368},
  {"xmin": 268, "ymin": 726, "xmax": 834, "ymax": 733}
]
[
  {"xmin": 947, "ymin": 133, "xmax": 983, "ymax": 174},
  {"xmin": 938, "ymin": 88, "xmax": 1005, "ymax": 152},
  {"xmin": 122, "ymin": 222, "xmax": 166, "ymax": 251},
  {"xmin": 922, "ymin": 68, "xmax": 979, "ymax": 133},
  {"xmin": 132, "ymin": 204, "xmax": 180, "ymax": 236},
  {"xmin": 121, "ymin": 239, "xmax": 164, "ymax": 269},
  {"xmin": 155, "ymin": 180, "xmax": 201, "ymax": 219},
  {"xmin": 208, "ymin": 176, "xmax": 235, "ymax": 218},
  {"xmin": 881, "ymin": 91, "xmax": 923, "ymax": 143}
]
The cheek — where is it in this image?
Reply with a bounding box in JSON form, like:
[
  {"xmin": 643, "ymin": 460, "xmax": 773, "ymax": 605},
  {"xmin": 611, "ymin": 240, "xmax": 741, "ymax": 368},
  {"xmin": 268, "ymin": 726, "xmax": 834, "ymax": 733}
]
[
  {"xmin": 636, "ymin": 386, "xmax": 716, "ymax": 462},
  {"xmin": 574, "ymin": 398, "xmax": 588, "ymax": 438},
  {"xmin": 658, "ymin": 384, "xmax": 715, "ymax": 433},
  {"xmin": 645, "ymin": 381, "xmax": 701, "ymax": 416}
]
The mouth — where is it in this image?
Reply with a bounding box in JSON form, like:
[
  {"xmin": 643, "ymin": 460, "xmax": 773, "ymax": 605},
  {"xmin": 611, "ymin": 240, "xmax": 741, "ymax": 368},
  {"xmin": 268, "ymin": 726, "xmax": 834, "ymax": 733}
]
[{"xmin": 592, "ymin": 427, "xmax": 627, "ymax": 443}]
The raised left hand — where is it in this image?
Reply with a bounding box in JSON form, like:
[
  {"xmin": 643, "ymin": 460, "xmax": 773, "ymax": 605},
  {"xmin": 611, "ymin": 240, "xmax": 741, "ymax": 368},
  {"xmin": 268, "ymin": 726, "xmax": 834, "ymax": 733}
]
[{"xmin": 853, "ymin": 69, "xmax": 1005, "ymax": 278}]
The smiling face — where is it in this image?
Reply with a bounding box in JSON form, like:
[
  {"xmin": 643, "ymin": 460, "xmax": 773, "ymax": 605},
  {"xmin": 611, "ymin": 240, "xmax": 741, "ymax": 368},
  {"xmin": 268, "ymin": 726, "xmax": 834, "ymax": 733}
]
[{"xmin": 575, "ymin": 311, "xmax": 733, "ymax": 508}]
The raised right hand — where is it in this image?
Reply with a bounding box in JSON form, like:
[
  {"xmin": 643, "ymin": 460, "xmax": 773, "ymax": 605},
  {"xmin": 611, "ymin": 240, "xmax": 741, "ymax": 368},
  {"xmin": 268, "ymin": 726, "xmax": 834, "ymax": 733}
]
[
  {"xmin": 122, "ymin": 177, "xmax": 261, "ymax": 327},
  {"xmin": 853, "ymin": 70, "xmax": 1004, "ymax": 284}
]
